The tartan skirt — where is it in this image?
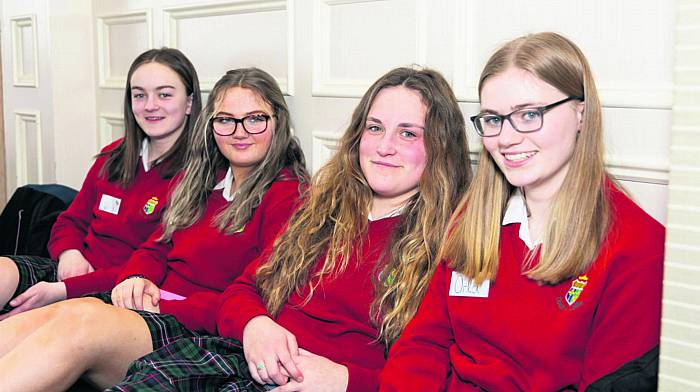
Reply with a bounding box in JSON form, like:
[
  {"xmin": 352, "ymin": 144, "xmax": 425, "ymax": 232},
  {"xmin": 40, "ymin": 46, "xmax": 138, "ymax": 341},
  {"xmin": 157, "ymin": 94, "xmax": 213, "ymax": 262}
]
[
  {"xmin": 89, "ymin": 291, "xmax": 200, "ymax": 352},
  {"xmin": 106, "ymin": 336, "xmax": 268, "ymax": 392},
  {"xmin": 1, "ymin": 255, "xmax": 57, "ymax": 313}
]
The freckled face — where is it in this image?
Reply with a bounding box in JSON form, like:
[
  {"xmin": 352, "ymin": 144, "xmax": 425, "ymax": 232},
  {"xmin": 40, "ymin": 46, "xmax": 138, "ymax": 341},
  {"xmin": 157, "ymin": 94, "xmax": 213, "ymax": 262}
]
[
  {"xmin": 480, "ymin": 67, "xmax": 583, "ymax": 197},
  {"xmin": 130, "ymin": 62, "xmax": 192, "ymax": 144},
  {"xmin": 359, "ymin": 86, "xmax": 428, "ymax": 205},
  {"xmin": 212, "ymin": 87, "xmax": 274, "ymax": 175}
]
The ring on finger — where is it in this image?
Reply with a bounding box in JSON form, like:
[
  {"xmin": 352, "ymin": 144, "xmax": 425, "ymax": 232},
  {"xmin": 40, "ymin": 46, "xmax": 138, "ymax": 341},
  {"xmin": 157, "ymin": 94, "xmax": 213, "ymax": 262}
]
[{"xmin": 256, "ymin": 363, "xmax": 265, "ymax": 371}]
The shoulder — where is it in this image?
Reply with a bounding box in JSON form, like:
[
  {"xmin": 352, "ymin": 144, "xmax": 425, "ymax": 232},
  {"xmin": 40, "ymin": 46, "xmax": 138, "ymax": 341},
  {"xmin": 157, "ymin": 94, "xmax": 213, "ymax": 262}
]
[
  {"xmin": 599, "ymin": 182, "xmax": 665, "ymax": 270},
  {"xmin": 99, "ymin": 138, "xmax": 124, "ymax": 154},
  {"xmin": 606, "ymin": 183, "xmax": 665, "ymax": 244}
]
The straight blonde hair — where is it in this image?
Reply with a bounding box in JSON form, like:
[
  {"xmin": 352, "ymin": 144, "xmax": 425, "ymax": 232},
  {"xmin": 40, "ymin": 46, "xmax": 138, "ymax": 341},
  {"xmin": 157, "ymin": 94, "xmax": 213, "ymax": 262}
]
[
  {"xmin": 256, "ymin": 67, "xmax": 471, "ymax": 343},
  {"xmin": 443, "ymin": 32, "xmax": 609, "ymax": 284}
]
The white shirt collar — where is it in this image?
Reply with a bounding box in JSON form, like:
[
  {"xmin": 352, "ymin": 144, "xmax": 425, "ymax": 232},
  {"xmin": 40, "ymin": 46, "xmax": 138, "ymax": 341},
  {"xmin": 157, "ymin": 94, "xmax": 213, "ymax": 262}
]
[
  {"xmin": 139, "ymin": 139, "xmax": 151, "ymax": 172},
  {"xmin": 213, "ymin": 167, "xmax": 235, "ymax": 202},
  {"xmin": 368, "ymin": 205, "xmax": 405, "ymax": 221},
  {"xmin": 502, "ymin": 189, "xmax": 537, "ymax": 250}
]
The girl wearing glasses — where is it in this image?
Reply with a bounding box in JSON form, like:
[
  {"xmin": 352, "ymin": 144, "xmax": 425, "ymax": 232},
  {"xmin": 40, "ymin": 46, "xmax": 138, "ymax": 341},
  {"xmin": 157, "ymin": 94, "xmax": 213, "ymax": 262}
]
[
  {"xmin": 381, "ymin": 32, "xmax": 665, "ymax": 391},
  {"xmin": 0, "ymin": 48, "xmax": 201, "ymax": 319},
  {"xmin": 106, "ymin": 66, "xmax": 472, "ymax": 392},
  {"xmin": 0, "ymin": 68, "xmax": 309, "ymax": 391}
]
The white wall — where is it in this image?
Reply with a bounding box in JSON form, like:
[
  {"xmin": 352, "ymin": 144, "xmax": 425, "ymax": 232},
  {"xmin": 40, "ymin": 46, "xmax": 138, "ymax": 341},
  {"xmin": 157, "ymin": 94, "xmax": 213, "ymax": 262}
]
[{"xmin": 1, "ymin": 0, "xmax": 96, "ymax": 191}]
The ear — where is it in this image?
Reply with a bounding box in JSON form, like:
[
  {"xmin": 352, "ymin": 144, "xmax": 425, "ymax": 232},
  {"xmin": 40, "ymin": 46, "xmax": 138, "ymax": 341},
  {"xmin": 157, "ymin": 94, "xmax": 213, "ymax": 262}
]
[
  {"xmin": 576, "ymin": 101, "xmax": 585, "ymax": 130},
  {"xmin": 185, "ymin": 94, "xmax": 193, "ymax": 115}
]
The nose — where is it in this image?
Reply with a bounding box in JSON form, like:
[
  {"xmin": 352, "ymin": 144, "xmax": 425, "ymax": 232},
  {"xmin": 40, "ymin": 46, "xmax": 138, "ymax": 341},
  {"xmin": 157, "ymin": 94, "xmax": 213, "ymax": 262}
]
[
  {"xmin": 376, "ymin": 132, "xmax": 397, "ymax": 156},
  {"xmin": 145, "ymin": 95, "xmax": 159, "ymax": 112},
  {"xmin": 497, "ymin": 118, "xmax": 523, "ymax": 148},
  {"xmin": 230, "ymin": 122, "xmax": 248, "ymax": 139}
]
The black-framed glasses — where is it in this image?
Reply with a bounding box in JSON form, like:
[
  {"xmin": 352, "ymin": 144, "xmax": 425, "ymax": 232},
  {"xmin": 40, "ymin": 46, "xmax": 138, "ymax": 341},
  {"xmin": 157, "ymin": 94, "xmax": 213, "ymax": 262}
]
[
  {"xmin": 470, "ymin": 96, "xmax": 582, "ymax": 137},
  {"xmin": 210, "ymin": 114, "xmax": 272, "ymax": 136}
]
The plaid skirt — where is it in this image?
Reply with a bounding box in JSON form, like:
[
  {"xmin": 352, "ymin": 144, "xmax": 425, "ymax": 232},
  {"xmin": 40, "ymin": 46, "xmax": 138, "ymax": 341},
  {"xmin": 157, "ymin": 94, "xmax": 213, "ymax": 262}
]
[
  {"xmin": 106, "ymin": 336, "xmax": 268, "ymax": 392},
  {"xmin": 89, "ymin": 291, "xmax": 200, "ymax": 352},
  {"xmin": 1, "ymin": 255, "xmax": 58, "ymax": 313}
]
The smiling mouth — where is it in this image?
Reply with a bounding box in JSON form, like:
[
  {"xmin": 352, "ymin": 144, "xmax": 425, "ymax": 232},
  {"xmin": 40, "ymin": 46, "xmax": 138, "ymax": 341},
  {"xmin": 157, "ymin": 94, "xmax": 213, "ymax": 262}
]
[
  {"xmin": 503, "ymin": 152, "xmax": 536, "ymax": 162},
  {"xmin": 371, "ymin": 160, "xmax": 400, "ymax": 168},
  {"xmin": 145, "ymin": 116, "xmax": 164, "ymax": 121}
]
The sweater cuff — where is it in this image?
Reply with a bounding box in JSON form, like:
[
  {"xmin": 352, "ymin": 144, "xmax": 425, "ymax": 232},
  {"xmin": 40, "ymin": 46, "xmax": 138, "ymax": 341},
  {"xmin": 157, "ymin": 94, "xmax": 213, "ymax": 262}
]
[
  {"xmin": 63, "ymin": 269, "xmax": 116, "ymax": 298},
  {"xmin": 344, "ymin": 363, "xmax": 379, "ymax": 392},
  {"xmin": 216, "ymin": 299, "xmax": 269, "ymax": 340}
]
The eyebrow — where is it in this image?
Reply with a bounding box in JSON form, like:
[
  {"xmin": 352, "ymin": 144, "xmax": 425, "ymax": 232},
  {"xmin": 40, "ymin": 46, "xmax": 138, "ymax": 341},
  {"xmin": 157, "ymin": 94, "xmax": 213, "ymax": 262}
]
[
  {"xmin": 214, "ymin": 110, "xmax": 268, "ymax": 117},
  {"xmin": 131, "ymin": 85, "xmax": 177, "ymax": 91},
  {"xmin": 479, "ymin": 102, "xmax": 547, "ymax": 115},
  {"xmin": 366, "ymin": 117, "xmax": 425, "ymax": 129}
]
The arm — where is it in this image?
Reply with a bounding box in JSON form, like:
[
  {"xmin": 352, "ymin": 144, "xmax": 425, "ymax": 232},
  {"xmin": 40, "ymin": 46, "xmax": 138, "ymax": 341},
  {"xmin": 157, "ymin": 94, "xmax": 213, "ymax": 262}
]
[
  {"xmin": 48, "ymin": 148, "xmax": 114, "ymax": 260},
  {"xmin": 116, "ymin": 225, "xmax": 172, "ymax": 286},
  {"xmin": 380, "ymin": 261, "xmax": 454, "ymax": 392},
  {"xmin": 62, "ymin": 265, "xmax": 123, "ymax": 298},
  {"xmin": 580, "ymin": 240, "xmax": 664, "ymax": 390}
]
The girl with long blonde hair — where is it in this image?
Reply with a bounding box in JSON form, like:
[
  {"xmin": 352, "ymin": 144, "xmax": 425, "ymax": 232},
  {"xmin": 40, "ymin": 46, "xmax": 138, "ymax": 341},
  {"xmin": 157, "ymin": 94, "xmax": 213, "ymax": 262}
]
[
  {"xmin": 381, "ymin": 32, "xmax": 665, "ymax": 391},
  {"xmin": 109, "ymin": 66, "xmax": 471, "ymax": 392},
  {"xmin": 0, "ymin": 68, "xmax": 309, "ymax": 391}
]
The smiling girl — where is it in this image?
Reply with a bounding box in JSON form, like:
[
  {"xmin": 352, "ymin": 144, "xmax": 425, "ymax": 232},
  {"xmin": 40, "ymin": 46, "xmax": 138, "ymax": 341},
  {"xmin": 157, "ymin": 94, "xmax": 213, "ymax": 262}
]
[
  {"xmin": 380, "ymin": 32, "xmax": 665, "ymax": 391},
  {"xmin": 0, "ymin": 48, "xmax": 201, "ymax": 318},
  {"xmin": 108, "ymin": 66, "xmax": 472, "ymax": 392},
  {"xmin": 0, "ymin": 68, "xmax": 308, "ymax": 391}
]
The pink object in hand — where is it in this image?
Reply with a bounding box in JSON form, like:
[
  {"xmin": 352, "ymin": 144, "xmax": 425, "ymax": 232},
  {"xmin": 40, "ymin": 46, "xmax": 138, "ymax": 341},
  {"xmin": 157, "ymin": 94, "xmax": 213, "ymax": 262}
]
[{"xmin": 159, "ymin": 289, "xmax": 186, "ymax": 301}]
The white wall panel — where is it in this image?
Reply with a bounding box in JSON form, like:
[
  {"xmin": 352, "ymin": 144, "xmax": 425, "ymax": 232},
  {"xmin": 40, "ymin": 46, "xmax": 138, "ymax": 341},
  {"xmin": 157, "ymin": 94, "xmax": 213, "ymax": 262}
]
[
  {"xmin": 312, "ymin": 0, "xmax": 427, "ymax": 97},
  {"xmin": 163, "ymin": 1, "xmax": 291, "ymax": 93},
  {"xmin": 98, "ymin": 113, "xmax": 125, "ymax": 148},
  {"xmin": 451, "ymin": 0, "xmax": 674, "ymax": 109},
  {"xmin": 10, "ymin": 15, "xmax": 38, "ymax": 87},
  {"xmin": 13, "ymin": 110, "xmax": 42, "ymax": 185},
  {"xmin": 311, "ymin": 130, "xmax": 341, "ymax": 172},
  {"xmin": 97, "ymin": 10, "xmax": 152, "ymax": 89}
]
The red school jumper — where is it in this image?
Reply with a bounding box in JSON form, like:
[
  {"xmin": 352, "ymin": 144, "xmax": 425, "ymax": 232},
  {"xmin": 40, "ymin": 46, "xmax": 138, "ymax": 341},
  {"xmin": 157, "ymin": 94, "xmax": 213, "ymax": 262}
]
[
  {"xmin": 48, "ymin": 139, "xmax": 177, "ymax": 299},
  {"xmin": 118, "ymin": 169, "xmax": 302, "ymax": 334},
  {"xmin": 380, "ymin": 185, "xmax": 665, "ymax": 391},
  {"xmin": 217, "ymin": 216, "xmax": 400, "ymax": 392}
]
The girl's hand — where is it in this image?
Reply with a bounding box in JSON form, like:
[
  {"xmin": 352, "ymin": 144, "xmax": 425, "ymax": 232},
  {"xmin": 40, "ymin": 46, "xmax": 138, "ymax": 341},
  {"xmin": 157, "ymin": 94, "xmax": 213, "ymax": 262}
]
[
  {"xmin": 111, "ymin": 277, "xmax": 160, "ymax": 311},
  {"xmin": 242, "ymin": 315, "xmax": 304, "ymax": 386}
]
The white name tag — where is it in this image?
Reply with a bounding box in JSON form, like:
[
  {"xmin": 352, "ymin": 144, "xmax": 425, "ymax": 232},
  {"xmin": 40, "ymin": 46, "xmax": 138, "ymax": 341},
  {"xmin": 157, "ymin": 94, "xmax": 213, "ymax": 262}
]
[
  {"xmin": 98, "ymin": 194, "xmax": 121, "ymax": 215},
  {"xmin": 449, "ymin": 271, "xmax": 490, "ymax": 297}
]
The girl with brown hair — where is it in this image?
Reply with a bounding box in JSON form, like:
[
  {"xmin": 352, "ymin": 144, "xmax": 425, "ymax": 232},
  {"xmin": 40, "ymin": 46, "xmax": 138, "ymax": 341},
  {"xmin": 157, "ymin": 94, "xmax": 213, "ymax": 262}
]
[{"xmin": 109, "ymin": 66, "xmax": 472, "ymax": 392}]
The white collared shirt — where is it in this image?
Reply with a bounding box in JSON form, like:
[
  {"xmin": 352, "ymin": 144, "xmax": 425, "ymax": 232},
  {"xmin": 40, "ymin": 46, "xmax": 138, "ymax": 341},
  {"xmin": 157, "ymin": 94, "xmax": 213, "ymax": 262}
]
[
  {"xmin": 368, "ymin": 205, "xmax": 405, "ymax": 221},
  {"xmin": 139, "ymin": 139, "xmax": 152, "ymax": 172},
  {"xmin": 502, "ymin": 189, "xmax": 538, "ymax": 250},
  {"xmin": 213, "ymin": 167, "xmax": 235, "ymax": 202}
]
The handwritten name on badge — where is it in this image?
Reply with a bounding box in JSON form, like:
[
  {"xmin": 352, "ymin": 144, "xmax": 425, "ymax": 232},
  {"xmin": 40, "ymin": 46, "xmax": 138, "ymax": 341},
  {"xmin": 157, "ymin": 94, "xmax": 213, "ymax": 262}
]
[
  {"xmin": 98, "ymin": 194, "xmax": 121, "ymax": 215},
  {"xmin": 449, "ymin": 271, "xmax": 490, "ymax": 298}
]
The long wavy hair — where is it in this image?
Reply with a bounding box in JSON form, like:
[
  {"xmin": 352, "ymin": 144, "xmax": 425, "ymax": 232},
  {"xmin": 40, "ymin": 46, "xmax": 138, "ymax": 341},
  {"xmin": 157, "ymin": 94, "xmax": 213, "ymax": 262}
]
[
  {"xmin": 160, "ymin": 68, "xmax": 308, "ymax": 240},
  {"xmin": 100, "ymin": 47, "xmax": 202, "ymax": 187},
  {"xmin": 256, "ymin": 66, "xmax": 471, "ymax": 344},
  {"xmin": 443, "ymin": 32, "xmax": 610, "ymax": 285}
]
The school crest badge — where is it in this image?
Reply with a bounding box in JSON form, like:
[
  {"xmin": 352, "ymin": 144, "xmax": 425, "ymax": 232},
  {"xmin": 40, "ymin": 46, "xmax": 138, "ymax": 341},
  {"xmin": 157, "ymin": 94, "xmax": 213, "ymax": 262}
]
[
  {"xmin": 565, "ymin": 275, "xmax": 588, "ymax": 306},
  {"xmin": 143, "ymin": 196, "xmax": 159, "ymax": 215}
]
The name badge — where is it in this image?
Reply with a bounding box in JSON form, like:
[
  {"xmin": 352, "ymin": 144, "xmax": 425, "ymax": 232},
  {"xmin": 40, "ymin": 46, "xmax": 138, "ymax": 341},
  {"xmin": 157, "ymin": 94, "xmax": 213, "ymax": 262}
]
[
  {"xmin": 98, "ymin": 194, "xmax": 121, "ymax": 215},
  {"xmin": 449, "ymin": 271, "xmax": 490, "ymax": 297}
]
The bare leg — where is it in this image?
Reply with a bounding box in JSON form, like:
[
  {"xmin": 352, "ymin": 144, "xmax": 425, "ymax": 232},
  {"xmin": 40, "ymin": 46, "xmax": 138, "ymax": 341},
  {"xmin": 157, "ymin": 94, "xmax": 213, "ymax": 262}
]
[
  {"xmin": 0, "ymin": 256, "xmax": 20, "ymax": 309},
  {"xmin": 0, "ymin": 297, "xmax": 153, "ymax": 391},
  {"xmin": 0, "ymin": 300, "xmax": 63, "ymax": 357}
]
